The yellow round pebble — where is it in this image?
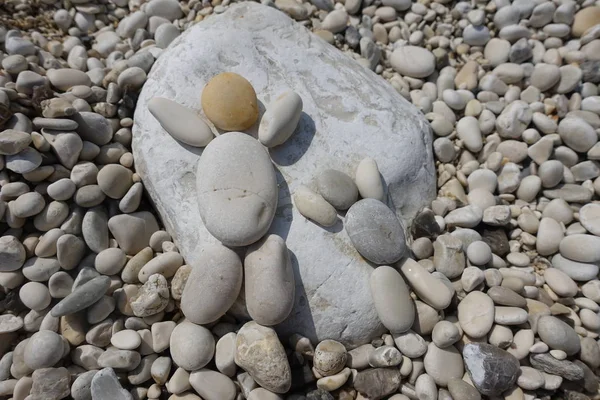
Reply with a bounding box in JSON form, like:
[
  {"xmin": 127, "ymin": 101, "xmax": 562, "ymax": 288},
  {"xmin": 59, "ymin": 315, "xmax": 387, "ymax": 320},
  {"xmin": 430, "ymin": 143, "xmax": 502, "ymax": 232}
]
[
  {"xmin": 572, "ymin": 6, "xmax": 600, "ymax": 37},
  {"xmin": 200, "ymin": 72, "xmax": 258, "ymax": 131}
]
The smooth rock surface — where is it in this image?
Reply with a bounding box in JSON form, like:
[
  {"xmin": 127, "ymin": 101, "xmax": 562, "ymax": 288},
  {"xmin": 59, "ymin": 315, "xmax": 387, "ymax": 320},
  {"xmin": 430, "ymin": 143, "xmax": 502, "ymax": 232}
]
[{"xmin": 133, "ymin": 2, "xmax": 434, "ymax": 346}]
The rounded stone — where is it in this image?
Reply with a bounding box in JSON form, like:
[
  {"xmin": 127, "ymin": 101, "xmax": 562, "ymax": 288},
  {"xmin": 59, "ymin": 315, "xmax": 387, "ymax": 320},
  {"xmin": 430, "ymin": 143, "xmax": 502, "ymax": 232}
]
[
  {"xmin": 572, "ymin": 7, "xmax": 600, "ymax": 37},
  {"xmin": 189, "ymin": 369, "xmax": 237, "ymax": 400},
  {"xmin": 0, "ymin": 129, "xmax": 32, "ymax": 156},
  {"xmin": 544, "ymin": 268, "xmax": 578, "ymax": 298},
  {"xmin": 558, "ymin": 117, "xmax": 597, "ymax": 153},
  {"xmin": 181, "ymin": 244, "xmax": 242, "ymax": 325},
  {"xmin": 355, "ymin": 157, "xmax": 384, "ymax": 201},
  {"xmin": 258, "ymin": 90, "xmax": 303, "ymax": 148},
  {"xmin": 47, "ymin": 179, "xmax": 76, "ymax": 201},
  {"xmin": 537, "ymin": 218, "xmax": 564, "ymax": 256},
  {"xmin": 117, "ymin": 67, "xmax": 147, "ymax": 91},
  {"xmin": 399, "ymin": 258, "xmax": 453, "ymax": 311},
  {"xmin": 97, "ymin": 164, "xmax": 133, "ymax": 199},
  {"xmin": 292, "ymin": 185, "xmax": 337, "ymax": 226},
  {"xmin": 148, "ymin": 97, "xmax": 213, "ymax": 147},
  {"xmin": 369, "ymin": 346, "xmax": 402, "ymax": 367},
  {"xmin": 138, "ymin": 252, "xmax": 183, "ymax": 283},
  {"xmin": 47, "ymin": 68, "xmax": 91, "ymax": 91},
  {"xmin": 370, "ymin": 266, "xmax": 414, "ymax": 334},
  {"xmin": 107, "ymin": 211, "xmax": 159, "ymax": 255},
  {"xmin": 170, "ymin": 321, "xmax": 215, "ymax": 371},
  {"xmin": 312, "ymin": 339, "xmax": 347, "ymax": 377},
  {"xmin": 215, "ymin": 332, "xmax": 236, "ymax": 377},
  {"xmin": 393, "ymin": 330, "xmax": 427, "ymax": 358},
  {"xmin": 538, "ymin": 160, "xmax": 564, "ymax": 188},
  {"xmin": 579, "ymin": 203, "xmax": 600, "ymax": 236},
  {"xmin": 0, "ymin": 236, "xmax": 26, "ymax": 272},
  {"xmin": 196, "ymin": 132, "xmax": 277, "ymax": 247},
  {"xmin": 345, "ymin": 198, "xmax": 406, "ymax": 264},
  {"xmin": 390, "ymin": 46, "xmax": 435, "ymax": 78},
  {"xmin": 244, "ymin": 234, "xmax": 295, "ymax": 326},
  {"xmin": 48, "ymin": 271, "xmax": 73, "ymax": 298},
  {"xmin": 466, "ymin": 240, "xmax": 492, "ymax": 265},
  {"xmin": 111, "ymin": 329, "xmax": 141, "ymax": 350},
  {"xmin": 155, "ymin": 23, "xmax": 180, "ymax": 49},
  {"xmin": 24, "ymin": 331, "xmax": 64, "ymax": 369},
  {"xmin": 559, "ymin": 234, "xmax": 600, "ymax": 263},
  {"xmin": 316, "ymin": 169, "xmax": 358, "ymax": 210},
  {"xmin": 201, "ymin": 72, "xmax": 258, "ymax": 131},
  {"xmin": 6, "ymin": 148, "xmax": 42, "ymax": 174},
  {"xmin": 423, "ymin": 343, "xmax": 464, "ymax": 387},
  {"xmin": 19, "ymin": 282, "xmax": 51, "ymax": 311},
  {"xmin": 448, "ymin": 378, "xmax": 481, "ymax": 400},
  {"xmin": 458, "ymin": 291, "xmax": 494, "ymax": 338},
  {"xmin": 432, "ymin": 320, "xmax": 461, "ymax": 348},
  {"xmin": 12, "ymin": 192, "xmax": 45, "ymax": 218},
  {"xmin": 537, "ymin": 315, "xmax": 581, "ymax": 356},
  {"xmin": 235, "ymin": 321, "xmax": 291, "ymax": 393},
  {"xmin": 95, "ymin": 248, "xmax": 127, "ymax": 276},
  {"xmin": 551, "ymin": 254, "xmax": 599, "ymax": 281}
]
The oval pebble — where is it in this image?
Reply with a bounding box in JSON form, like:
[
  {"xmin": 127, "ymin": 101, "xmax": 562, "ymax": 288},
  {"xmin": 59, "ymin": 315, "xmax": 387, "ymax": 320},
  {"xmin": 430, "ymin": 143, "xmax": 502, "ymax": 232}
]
[
  {"xmin": 170, "ymin": 321, "xmax": 215, "ymax": 371},
  {"xmin": 537, "ymin": 315, "xmax": 581, "ymax": 356},
  {"xmin": 370, "ymin": 266, "xmax": 415, "ymax": 333},
  {"xmin": 458, "ymin": 291, "xmax": 494, "ymax": 338},
  {"xmin": 111, "ymin": 329, "xmax": 141, "ymax": 350},
  {"xmin": 148, "ymin": 97, "xmax": 213, "ymax": 147},
  {"xmin": 244, "ymin": 234, "xmax": 295, "ymax": 326},
  {"xmin": 293, "ymin": 185, "xmax": 337, "ymax": 226},
  {"xmin": 181, "ymin": 244, "xmax": 242, "ymax": 325},
  {"xmin": 345, "ymin": 198, "xmax": 406, "ymax": 264},
  {"xmin": 258, "ymin": 91, "xmax": 303, "ymax": 148},
  {"xmin": 196, "ymin": 132, "xmax": 277, "ymax": 246},
  {"xmin": 559, "ymin": 234, "xmax": 600, "ymax": 263},
  {"xmin": 201, "ymin": 72, "xmax": 258, "ymax": 131}
]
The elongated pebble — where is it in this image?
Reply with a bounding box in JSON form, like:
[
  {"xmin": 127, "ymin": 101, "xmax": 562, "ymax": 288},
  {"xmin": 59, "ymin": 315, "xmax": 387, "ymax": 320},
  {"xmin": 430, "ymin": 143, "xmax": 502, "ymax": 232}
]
[
  {"xmin": 399, "ymin": 258, "xmax": 452, "ymax": 310},
  {"xmin": 51, "ymin": 275, "xmax": 111, "ymax": 317},
  {"xmin": 559, "ymin": 234, "xmax": 600, "ymax": 263},
  {"xmin": 148, "ymin": 97, "xmax": 214, "ymax": 147},
  {"xmin": 355, "ymin": 157, "xmax": 384, "ymax": 201},
  {"xmin": 370, "ymin": 266, "xmax": 414, "ymax": 333},
  {"xmin": 293, "ymin": 185, "xmax": 337, "ymax": 226},
  {"xmin": 259, "ymin": 91, "xmax": 303, "ymax": 147}
]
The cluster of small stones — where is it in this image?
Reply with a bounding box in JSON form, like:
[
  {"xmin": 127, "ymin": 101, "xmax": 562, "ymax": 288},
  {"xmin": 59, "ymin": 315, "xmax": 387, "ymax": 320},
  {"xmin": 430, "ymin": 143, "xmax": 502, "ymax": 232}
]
[{"xmin": 0, "ymin": 0, "xmax": 598, "ymax": 399}]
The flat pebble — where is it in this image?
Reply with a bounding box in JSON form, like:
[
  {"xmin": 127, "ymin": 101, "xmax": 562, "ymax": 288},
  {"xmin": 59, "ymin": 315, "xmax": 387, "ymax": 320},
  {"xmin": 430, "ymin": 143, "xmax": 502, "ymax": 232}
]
[
  {"xmin": 148, "ymin": 97, "xmax": 213, "ymax": 147},
  {"xmin": 370, "ymin": 266, "xmax": 414, "ymax": 333},
  {"xmin": 537, "ymin": 315, "xmax": 581, "ymax": 356},
  {"xmin": 244, "ymin": 234, "xmax": 295, "ymax": 326},
  {"xmin": 390, "ymin": 46, "xmax": 435, "ymax": 78},
  {"xmin": 458, "ymin": 291, "xmax": 494, "ymax": 338},
  {"xmin": 345, "ymin": 199, "xmax": 406, "ymax": 264}
]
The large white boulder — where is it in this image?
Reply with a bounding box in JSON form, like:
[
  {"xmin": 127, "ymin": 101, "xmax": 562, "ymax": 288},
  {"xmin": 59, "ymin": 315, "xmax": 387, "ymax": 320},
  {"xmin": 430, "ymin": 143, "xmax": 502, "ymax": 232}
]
[{"xmin": 133, "ymin": 2, "xmax": 435, "ymax": 347}]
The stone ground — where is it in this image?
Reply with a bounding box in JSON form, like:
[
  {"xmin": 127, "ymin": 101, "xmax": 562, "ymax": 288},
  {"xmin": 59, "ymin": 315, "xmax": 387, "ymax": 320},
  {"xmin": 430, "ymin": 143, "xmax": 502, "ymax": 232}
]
[{"xmin": 0, "ymin": 0, "xmax": 600, "ymax": 399}]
